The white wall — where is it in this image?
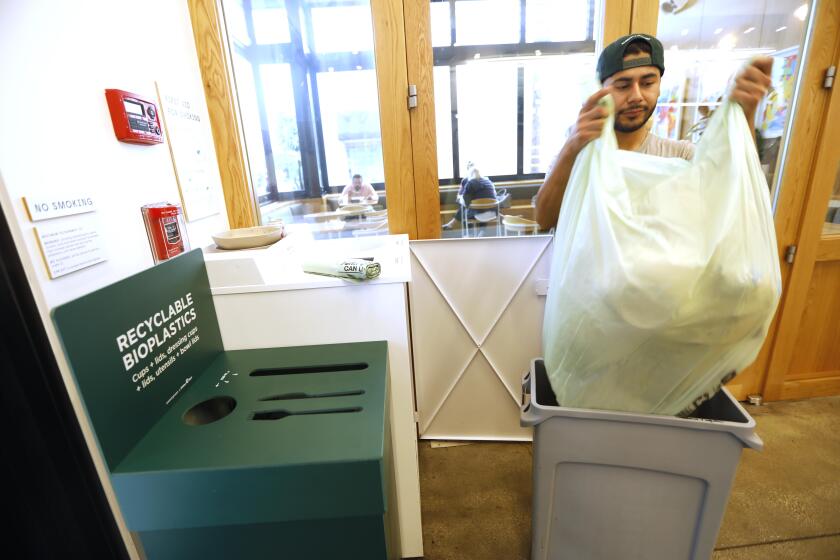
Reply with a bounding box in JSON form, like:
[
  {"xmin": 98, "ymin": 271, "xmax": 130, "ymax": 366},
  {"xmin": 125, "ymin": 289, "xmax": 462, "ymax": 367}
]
[
  {"xmin": 0, "ymin": 1, "xmax": 229, "ymax": 556},
  {"xmin": 0, "ymin": 0, "xmax": 228, "ymax": 307}
]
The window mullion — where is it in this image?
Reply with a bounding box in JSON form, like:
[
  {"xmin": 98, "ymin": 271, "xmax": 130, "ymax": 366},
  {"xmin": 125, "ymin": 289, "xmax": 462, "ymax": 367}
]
[
  {"xmin": 449, "ymin": 66, "xmax": 460, "ymax": 180},
  {"xmin": 252, "ymin": 65, "xmax": 279, "ymax": 199},
  {"xmin": 300, "ymin": 3, "xmax": 331, "ymax": 192},
  {"xmin": 516, "ymin": 65, "xmax": 524, "ymax": 176},
  {"xmin": 286, "ymin": 0, "xmax": 322, "ymax": 198},
  {"xmin": 243, "ymin": 2, "xmax": 278, "ymax": 201},
  {"xmin": 449, "ymin": 0, "xmax": 456, "ymax": 46}
]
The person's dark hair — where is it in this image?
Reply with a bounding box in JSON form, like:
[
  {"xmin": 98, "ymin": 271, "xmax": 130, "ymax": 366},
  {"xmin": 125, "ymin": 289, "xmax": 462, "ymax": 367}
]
[
  {"xmin": 624, "ymin": 40, "xmax": 652, "ymax": 57},
  {"xmin": 352, "ymin": 173, "xmax": 362, "ymax": 180}
]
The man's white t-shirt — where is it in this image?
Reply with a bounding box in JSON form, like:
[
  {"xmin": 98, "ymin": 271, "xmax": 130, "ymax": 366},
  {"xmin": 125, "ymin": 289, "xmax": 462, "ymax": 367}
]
[{"xmin": 636, "ymin": 132, "xmax": 695, "ymax": 161}]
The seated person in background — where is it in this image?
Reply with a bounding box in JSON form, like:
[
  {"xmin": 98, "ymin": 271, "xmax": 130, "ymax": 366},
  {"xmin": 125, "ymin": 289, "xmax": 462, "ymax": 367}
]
[
  {"xmin": 340, "ymin": 174, "xmax": 379, "ymax": 205},
  {"xmin": 442, "ymin": 162, "xmax": 498, "ymax": 230}
]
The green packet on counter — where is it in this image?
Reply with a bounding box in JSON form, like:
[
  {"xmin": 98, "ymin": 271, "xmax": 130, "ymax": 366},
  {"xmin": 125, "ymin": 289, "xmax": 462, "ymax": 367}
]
[{"xmin": 302, "ymin": 257, "xmax": 382, "ymax": 281}]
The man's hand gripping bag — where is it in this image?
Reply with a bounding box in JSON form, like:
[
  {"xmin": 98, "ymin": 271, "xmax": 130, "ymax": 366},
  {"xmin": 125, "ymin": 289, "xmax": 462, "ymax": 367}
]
[{"xmin": 542, "ymin": 95, "xmax": 781, "ymax": 416}]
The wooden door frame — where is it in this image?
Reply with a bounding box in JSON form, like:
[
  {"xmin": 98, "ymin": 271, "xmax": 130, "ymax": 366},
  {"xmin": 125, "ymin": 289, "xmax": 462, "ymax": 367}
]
[
  {"xmin": 763, "ymin": 0, "xmax": 840, "ymax": 401},
  {"xmin": 603, "ymin": 0, "xmax": 633, "ymax": 45},
  {"xmin": 628, "ymin": 0, "xmax": 658, "ymax": 36},
  {"xmin": 604, "ymin": 0, "xmax": 659, "ymax": 41},
  {"xmin": 402, "ymin": 0, "xmax": 441, "ymax": 239},
  {"xmin": 188, "ymin": 0, "xmax": 259, "ymax": 230},
  {"xmin": 370, "ymin": 0, "xmax": 420, "ymax": 238}
]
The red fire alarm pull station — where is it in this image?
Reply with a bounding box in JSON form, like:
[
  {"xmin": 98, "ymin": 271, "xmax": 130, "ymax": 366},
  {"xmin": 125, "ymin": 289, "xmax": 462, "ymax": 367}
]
[
  {"xmin": 141, "ymin": 203, "xmax": 190, "ymax": 263},
  {"xmin": 105, "ymin": 89, "xmax": 164, "ymax": 144}
]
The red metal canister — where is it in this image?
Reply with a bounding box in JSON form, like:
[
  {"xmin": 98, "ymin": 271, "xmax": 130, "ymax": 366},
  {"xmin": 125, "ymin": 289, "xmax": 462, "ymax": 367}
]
[{"xmin": 141, "ymin": 203, "xmax": 189, "ymax": 263}]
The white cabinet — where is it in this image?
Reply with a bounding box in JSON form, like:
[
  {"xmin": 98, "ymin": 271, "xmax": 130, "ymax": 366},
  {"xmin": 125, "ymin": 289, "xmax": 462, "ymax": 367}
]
[{"xmin": 409, "ymin": 236, "xmax": 553, "ymax": 440}]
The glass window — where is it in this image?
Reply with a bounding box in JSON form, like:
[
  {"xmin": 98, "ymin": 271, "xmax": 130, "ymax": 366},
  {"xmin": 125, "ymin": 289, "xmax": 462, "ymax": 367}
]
[
  {"xmin": 433, "ymin": 66, "xmax": 454, "ymax": 179},
  {"xmin": 225, "ymin": 0, "xmax": 251, "ymax": 46},
  {"xmin": 525, "ymin": 0, "xmax": 590, "ymax": 43},
  {"xmin": 523, "ymin": 54, "xmax": 596, "ymax": 173},
  {"xmin": 317, "ymin": 69, "xmax": 384, "ymax": 185},
  {"xmin": 430, "ymin": 1, "xmax": 452, "ymax": 47},
  {"xmin": 260, "ymin": 64, "xmax": 302, "ymax": 193},
  {"xmin": 252, "ymin": 5, "xmax": 290, "ymax": 44},
  {"xmin": 655, "ymin": 0, "xmax": 813, "ymax": 201},
  {"xmin": 651, "ymin": 53, "xmax": 743, "ymax": 142},
  {"xmin": 231, "ymin": 52, "xmax": 270, "ymax": 197},
  {"xmin": 455, "ymin": 0, "xmax": 520, "ymax": 46},
  {"xmin": 456, "ymin": 61, "xmax": 518, "ymax": 176},
  {"xmin": 311, "ymin": 5, "xmax": 375, "ymax": 53},
  {"xmin": 431, "ymin": 0, "xmax": 597, "ymax": 238},
  {"xmin": 221, "ymin": 0, "xmax": 388, "ymax": 239}
]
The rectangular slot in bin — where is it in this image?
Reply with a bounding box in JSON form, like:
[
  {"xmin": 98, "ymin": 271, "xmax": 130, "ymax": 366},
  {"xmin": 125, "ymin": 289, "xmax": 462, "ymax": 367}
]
[
  {"xmin": 250, "ymin": 362, "xmax": 368, "ymax": 376},
  {"xmin": 250, "ymin": 407, "xmax": 363, "ymax": 421},
  {"xmin": 259, "ymin": 390, "xmax": 365, "ymax": 402}
]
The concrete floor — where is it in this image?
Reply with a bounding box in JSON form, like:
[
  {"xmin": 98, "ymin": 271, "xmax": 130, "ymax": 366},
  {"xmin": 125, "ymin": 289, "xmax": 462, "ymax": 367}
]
[{"xmin": 417, "ymin": 395, "xmax": 840, "ymax": 559}]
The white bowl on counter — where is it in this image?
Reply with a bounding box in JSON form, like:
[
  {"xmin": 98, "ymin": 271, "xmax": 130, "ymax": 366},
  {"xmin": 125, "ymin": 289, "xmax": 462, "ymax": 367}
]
[{"xmin": 212, "ymin": 225, "xmax": 285, "ymax": 250}]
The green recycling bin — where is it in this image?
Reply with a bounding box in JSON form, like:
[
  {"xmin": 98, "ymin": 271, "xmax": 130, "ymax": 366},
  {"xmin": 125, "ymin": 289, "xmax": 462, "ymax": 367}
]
[{"xmin": 52, "ymin": 250, "xmax": 397, "ymax": 559}]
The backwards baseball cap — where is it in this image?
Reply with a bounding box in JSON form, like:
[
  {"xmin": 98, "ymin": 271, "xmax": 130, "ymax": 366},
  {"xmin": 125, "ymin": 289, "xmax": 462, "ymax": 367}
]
[{"xmin": 597, "ymin": 34, "xmax": 665, "ymax": 83}]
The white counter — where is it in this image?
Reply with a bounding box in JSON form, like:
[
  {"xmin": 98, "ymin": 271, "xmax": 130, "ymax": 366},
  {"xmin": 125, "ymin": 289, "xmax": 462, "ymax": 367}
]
[{"xmin": 203, "ymin": 230, "xmax": 410, "ymax": 294}]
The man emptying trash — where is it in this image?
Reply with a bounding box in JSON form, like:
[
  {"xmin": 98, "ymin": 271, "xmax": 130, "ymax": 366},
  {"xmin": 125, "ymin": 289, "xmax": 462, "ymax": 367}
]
[{"xmin": 535, "ymin": 33, "xmax": 773, "ymax": 230}]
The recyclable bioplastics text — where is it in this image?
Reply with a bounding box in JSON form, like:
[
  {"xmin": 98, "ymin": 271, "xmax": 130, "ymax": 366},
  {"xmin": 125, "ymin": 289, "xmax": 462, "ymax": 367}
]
[{"xmin": 115, "ymin": 293, "xmax": 198, "ymax": 389}]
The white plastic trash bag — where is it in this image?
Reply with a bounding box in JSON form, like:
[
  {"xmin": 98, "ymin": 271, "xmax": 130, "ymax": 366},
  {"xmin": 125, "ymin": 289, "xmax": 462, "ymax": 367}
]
[{"xmin": 542, "ymin": 95, "xmax": 782, "ymax": 416}]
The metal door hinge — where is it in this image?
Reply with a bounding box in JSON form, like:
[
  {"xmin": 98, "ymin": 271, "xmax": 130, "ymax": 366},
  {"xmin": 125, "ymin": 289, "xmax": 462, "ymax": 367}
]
[
  {"xmin": 413, "ymin": 411, "xmax": 420, "ymax": 423},
  {"xmin": 408, "ymin": 84, "xmax": 418, "ymax": 109},
  {"xmin": 785, "ymin": 244, "xmax": 797, "ymax": 264},
  {"xmin": 825, "ymin": 66, "xmax": 836, "ymax": 89}
]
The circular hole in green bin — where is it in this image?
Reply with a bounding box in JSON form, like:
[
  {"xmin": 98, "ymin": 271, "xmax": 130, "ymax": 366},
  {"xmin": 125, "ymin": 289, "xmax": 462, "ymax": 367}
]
[{"xmin": 183, "ymin": 396, "xmax": 237, "ymax": 426}]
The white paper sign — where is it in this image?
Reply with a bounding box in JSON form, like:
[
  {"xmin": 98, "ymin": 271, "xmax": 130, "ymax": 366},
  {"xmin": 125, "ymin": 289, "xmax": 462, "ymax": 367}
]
[
  {"xmin": 23, "ymin": 193, "xmax": 96, "ymax": 222},
  {"xmin": 156, "ymin": 82, "xmax": 220, "ymax": 222},
  {"xmin": 34, "ymin": 216, "xmax": 107, "ymax": 279}
]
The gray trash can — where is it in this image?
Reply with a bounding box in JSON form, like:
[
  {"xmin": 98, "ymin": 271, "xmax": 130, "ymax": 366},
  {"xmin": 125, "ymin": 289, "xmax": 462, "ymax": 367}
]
[{"xmin": 521, "ymin": 359, "xmax": 762, "ymax": 560}]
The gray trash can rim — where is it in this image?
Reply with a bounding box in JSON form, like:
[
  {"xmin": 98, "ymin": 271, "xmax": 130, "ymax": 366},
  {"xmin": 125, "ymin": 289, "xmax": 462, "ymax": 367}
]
[{"xmin": 521, "ymin": 358, "xmax": 763, "ymax": 450}]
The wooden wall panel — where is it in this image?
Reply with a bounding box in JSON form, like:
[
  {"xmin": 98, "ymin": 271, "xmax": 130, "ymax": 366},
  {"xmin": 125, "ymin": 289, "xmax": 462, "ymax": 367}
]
[
  {"xmin": 779, "ymin": 375, "xmax": 840, "ymax": 401},
  {"xmin": 630, "ymin": 0, "xmax": 659, "ymax": 35},
  {"xmin": 370, "ymin": 0, "xmax": 418, "ymax": 239},
  {"xmin": 787, "ymin": 261, "xmax": 840, "ymax": 378},
  {"xmin": 602, "ymin": 0, "xmax": 632, "ymax": 46},
  {"xmin": 816, "ymin": 235, "xmax": 840, "ymax": 262},
  {"xmin": 187, "ymin": 0, "xmax": 258, "ymax": 229},
  {"xmin": 403, "ymin": 0, "xmax": 441, "ymax": 240}
]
